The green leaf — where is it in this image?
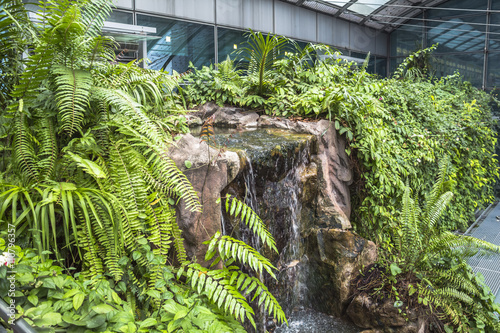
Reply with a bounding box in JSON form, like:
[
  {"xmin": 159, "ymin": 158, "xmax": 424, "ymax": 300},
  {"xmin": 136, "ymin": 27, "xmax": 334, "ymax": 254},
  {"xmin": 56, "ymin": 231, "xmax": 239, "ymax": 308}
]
[
  {"xmin": 28, "ymin": 295, "xmax": 38, "ymax": 306},
  {"xmin": 139, "ymin": 318, "xmax": 157, "ymax": 328},
  {"xmin": 38, "ymin": 312, "xmax": 62, "ymax": 326},
  {"xmin": 147, "ymin": 290, "xmax": 162, "ymax": 299},
  {"xmin": 174, "ymin": 309, "xmax": 188, "ymax": 321},
  {"xmin": 86, "ymin": 314, "xmax": 106, "ymax": 328},
  {"xmin": 66, "ymin": 151, "xmax": 106, "ymax": 178},
  {"xmin": 184, "ymin": 160, "xmax": 192, "ymax": 169},
  {"xmin": 390, "ymin": 263, "xmax": 402, "ymax": 276},
  {"xmin": 73, "ymin": 293, "xmax": 85, "ymax": 310},
  {"xmin": 92, "ymin": 303, "xmax": 115, "ymax": 314}
]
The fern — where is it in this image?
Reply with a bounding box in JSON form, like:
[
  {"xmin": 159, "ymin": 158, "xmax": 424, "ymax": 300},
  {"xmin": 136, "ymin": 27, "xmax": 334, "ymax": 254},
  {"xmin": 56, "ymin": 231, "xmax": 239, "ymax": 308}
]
[
  {"xmin": 53, "ymin": 65, "xmax": 92, "ymax": 136},
  {"xmin": 225, "ymin": 195, "xmax": 277, "ymax": 252},
  {"xmin": 34, "ymin": 114, "xmax": 57, "ymax": 180},
  {"xmin": 383, "ymin": 157, "xmax": 500, "ymax": 331},
  {"xmin": 206, "ymin": 232, "xmax": 276, "ymax": 279},
  {"xmin": 12, "ymin": 107, "xmax": 39, "ymax": 182}
]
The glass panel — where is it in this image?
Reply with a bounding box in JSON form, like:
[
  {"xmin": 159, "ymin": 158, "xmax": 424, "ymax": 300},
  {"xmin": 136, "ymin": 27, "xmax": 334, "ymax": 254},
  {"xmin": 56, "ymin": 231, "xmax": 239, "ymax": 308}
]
[
  {"xmin": 375, "ymin": 57, "xmax": 387, "ymax": 77},
  {"xmin": 427, "ymin": 0, "xmax": 487, "ymax": 19},
  {"xmin": 390, "ymin": 17, "xmax": 423, "ymax": 57},
  {"xmin": 389, "ymin": 57, "xmax": 404, "ymax": 75},
  {"xmin": 136, "ymin": 14, "xmax": 215, "ymax": 74},
  {"xmin": 489, "ymin": 14, "xmax": 500, "ymax": 52},
  {"xmin": 217, "ymin": 27, "xmax": 248, "ymax": 62},
  {"xmin": 324, "ymin": 0, "xmax": 352, "ymax": 8},
  {"xmin": 430, "ymin": 54, "xmax": 483, "ymax": 87},
  {"xmin": 348, "ymin": 0, "xmax": 390, "ymax": 16},
  {"xmin": 107, "ymin": 10, "xmax": 133, "ymax": 25},
  {"xmin": 427, "ymin": 15, "xmax": 486, "ymax": 53},
  {"xmin": 487, "ymin": 52, "xmax": 500, "ymax": 89}
]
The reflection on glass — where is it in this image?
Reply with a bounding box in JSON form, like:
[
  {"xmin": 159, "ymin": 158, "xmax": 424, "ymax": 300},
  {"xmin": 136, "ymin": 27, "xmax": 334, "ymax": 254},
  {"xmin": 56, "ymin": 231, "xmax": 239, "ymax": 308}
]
[
  {"xmin": 108, "ymin": 10, "xmax": 133, "ymax": 25},
  {"xmin": 487, "ymin": 53, "xmax": 500, "ymax": 89},
  {"xmin": 427, "ymin": 15, "xmax": 486, "ymax": 53},
  {"xmin": 430, "ymin": 54, "xmax": 483, "ymax": 87},
  {"xmin": 218, "ymin": 27, "xmax": 248, "ymax": 62},
  {"xmin": 376, "ymin": 57, "xmax": 387, "ymax": 77},
  {"xmin": 136, "ymin": 14, "xmax": 215, "ymax": 74},
  {"xmin": 390, "ymin": 17, "xmax": 423, "ymax": 57},
  {"xmin": 390, "ymin": 0, "xmax": 493, "ymax": 87}
]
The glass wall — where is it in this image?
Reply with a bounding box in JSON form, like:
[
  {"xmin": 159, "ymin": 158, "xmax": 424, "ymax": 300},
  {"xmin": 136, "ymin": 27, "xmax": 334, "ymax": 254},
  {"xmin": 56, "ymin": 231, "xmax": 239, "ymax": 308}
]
[
  {"xmin": 390, "ymin": 0, "xmax": 497, "ymax": 89},
  {"xmin": 107, "ymin": 6, "xmax": 389, "ymax": 77},
  {"xmin": 136, "ymin": 14, "xmax": 215, "ymax": 74}
]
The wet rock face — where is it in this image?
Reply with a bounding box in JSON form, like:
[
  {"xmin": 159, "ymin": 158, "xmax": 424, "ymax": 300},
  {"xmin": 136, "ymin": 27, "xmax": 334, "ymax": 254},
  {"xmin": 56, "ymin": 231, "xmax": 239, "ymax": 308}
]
[
  {"xmin": 304, "ymin": 228, "xmax": 377, "ymax": 316},
  {"xmin": 176, "ymin": 104, "xmax": 378, "ymax": 330}
]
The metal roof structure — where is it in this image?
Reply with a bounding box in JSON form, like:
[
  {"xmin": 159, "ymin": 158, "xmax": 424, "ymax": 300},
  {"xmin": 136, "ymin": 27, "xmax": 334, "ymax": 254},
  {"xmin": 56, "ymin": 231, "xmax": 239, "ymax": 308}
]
[{"xmin": 280, "ymin": 0, "xmax": 450, "ymax": 32}]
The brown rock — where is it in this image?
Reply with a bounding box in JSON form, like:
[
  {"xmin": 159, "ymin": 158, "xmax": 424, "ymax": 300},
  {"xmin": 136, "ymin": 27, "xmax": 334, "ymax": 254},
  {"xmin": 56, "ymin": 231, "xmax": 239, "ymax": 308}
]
[
  {"xmin": 212, "ymin": 108, "xmax": 259, "ymax": 127},
  {"xmin": 304, "ymin": 228, "xmax": 377, "ymax": 317},
  {"xmin": 167, "ymin": 134, "xmax": 239, "ymax": 265},
  {"xmin": 347, "ymin": 294, "xmax": 417, "ymax": 332}
]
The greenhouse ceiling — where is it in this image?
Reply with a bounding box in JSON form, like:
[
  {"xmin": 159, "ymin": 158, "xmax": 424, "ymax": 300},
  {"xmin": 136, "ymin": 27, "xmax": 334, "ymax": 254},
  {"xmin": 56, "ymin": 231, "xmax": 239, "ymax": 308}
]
[{"xmin": 281, "ymin": 0, "xmax": 449, "ymax": 31}]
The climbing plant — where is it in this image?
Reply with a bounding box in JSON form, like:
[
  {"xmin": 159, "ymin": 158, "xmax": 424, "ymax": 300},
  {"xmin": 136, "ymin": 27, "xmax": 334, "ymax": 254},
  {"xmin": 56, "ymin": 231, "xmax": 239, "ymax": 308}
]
[
  {"xmin": 180, "ymin": 42, "xmax": 499, "ymax": 240},
  {"xmin": 355, "ymin": 158, "xmax": 500, "ymax": 332}
]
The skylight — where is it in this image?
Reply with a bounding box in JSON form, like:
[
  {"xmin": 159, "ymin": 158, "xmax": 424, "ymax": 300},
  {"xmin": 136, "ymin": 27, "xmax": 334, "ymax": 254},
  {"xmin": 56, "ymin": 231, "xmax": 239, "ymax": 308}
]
[
  {"xmin": 324, "ymin": 0, "xmax": 392, "ymax": 16},
  {"xmin": 348, "ymin": 0, "xmax": 391, "ymax": 16}
]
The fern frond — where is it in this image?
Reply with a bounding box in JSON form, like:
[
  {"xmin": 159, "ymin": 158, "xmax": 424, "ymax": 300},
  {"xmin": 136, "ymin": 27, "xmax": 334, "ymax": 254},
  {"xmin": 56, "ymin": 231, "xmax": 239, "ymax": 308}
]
[
  {"xmin": 235, "ymin": 272, "xmax": 287, "ymax": 326},
  {"xmin": 108, "ymin": 140, "xmax": 148, "ymax": 231},
  {"xmin": 146, "ymin": 194, "xmax": 173, "ymax": 258},
  {"xmin": 13, "ymin": 108, "xmax": 39, "ymax": 182},
  {"xmin": 426, "ymin": 156, "xmax": 453, "ymax": 217},
  {"xmin": 431, "ymin": 264, "xmax": 481, "ymax": 297},
  {"xmin": 226, "ymin": 195, "xmax": 277, "ymax": 252},
  {"xmin": 147, "ymin": 152, "xmax": 202, "ymax": 213},
  {"xmin": 183, "ymin": 263, "xmax": 256, "ymax": 328},
  {"xmin": 425, "ymin": 191, "xmax": 453, "ymax": 232},
  {"xmin": 53, "ymin": 65, "xmax": 92, "ymax": 136},
  {"xmin": 34, "ymin": 114, "xmax": 57, "ymax": 180},
  {"xmin": 171, "ymin": 216, "xmax": 187, "ymax": 263},
  {"xmin": 80, "ymin": 0, "xmax": 113, "ymax": 38},
  {"xmin": 427, "ymin": 231, "xmax": 500, "ymax": 259},
  {"xmin": 205, "ymin": 232, "xmax": 277, "ymax": 279}
]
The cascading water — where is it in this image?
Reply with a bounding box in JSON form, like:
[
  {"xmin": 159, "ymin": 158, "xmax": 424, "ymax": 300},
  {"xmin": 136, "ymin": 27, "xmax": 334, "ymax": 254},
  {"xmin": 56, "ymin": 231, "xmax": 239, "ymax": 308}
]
[{"xmin": 204, "ymin": 128, "xmax": 359, "ymax": 332}]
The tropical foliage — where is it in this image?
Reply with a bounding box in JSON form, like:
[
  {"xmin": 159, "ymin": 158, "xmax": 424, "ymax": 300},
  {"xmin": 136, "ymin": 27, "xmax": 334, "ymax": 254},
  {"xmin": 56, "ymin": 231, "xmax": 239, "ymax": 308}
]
[
  {"xmin": 180, "ymin": 38, "xmax": 498, "ymax": 240},
  {"xmin": 0, "ymin": 0, "xmax": 285, "ymax": 331},
  {"xmin": 356, "ymin": 158, "xmax": 500, "ymax": 332}
]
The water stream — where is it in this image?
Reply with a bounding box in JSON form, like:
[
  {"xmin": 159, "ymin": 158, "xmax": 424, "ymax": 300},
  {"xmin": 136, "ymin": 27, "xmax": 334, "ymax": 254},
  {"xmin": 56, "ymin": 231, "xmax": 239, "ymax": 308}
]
[{"xmin": 199, "ymin": 128, "xmax": 360, "ymax": 332}]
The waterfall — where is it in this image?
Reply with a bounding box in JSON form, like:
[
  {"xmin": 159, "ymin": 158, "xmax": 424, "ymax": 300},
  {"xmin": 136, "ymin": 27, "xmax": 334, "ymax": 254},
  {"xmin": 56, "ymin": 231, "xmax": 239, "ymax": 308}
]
[{"xmin": 216, "ymin": 128, "xmax": 359, "ymax": 332}]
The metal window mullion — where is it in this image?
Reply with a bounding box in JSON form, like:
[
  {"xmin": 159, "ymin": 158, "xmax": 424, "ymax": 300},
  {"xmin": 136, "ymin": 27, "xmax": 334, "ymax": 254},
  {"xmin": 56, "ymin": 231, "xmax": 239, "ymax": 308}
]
[
  {"xmin": 483, "ymin": 0, "xmax": 492, "ymax": 90},
  {"xmin": 422, "ymin": 9, "xmax": 427, "ymax": 48},
  {"xmin": 214, "ymin": 0, "xmax": 218, "ymax": 67}
]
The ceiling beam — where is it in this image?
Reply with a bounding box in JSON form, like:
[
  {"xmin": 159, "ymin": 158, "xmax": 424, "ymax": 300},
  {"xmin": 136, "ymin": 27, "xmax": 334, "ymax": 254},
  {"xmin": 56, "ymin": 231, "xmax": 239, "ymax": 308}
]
[
  {"xmin": 333, "ymin": 0, "xmax": 358, "ymax": 18},
  {"xmin": 360, "ymin": 0, "xmax": 400, "ymax": 25},
  {"xmin": 378, "ymin": 0, "xmax": 449, "ymax": 32}
]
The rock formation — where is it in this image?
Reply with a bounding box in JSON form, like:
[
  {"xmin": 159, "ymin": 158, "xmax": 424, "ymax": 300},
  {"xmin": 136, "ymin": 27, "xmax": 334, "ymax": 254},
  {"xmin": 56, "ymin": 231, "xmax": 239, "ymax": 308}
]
[{"xmin": 170, "ymin": 103, "xmax": 383, "ymax": 329}]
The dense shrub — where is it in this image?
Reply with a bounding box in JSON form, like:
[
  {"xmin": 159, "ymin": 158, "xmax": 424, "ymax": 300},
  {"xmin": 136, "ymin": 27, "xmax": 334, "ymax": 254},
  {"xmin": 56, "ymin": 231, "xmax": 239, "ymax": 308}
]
[{"xmin": 180, "ymin": 41, "xmax": 498, "ymax": 240}]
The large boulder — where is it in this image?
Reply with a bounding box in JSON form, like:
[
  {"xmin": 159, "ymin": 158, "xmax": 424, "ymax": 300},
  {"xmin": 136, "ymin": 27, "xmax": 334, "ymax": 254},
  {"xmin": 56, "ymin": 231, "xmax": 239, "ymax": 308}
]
[
  {"xmin": 305, "ymin": 228, "xmax": 377, "ymax": 316},
  {"xmin": 347, "ymin": 293, "xmax": 425, "ymax": 333},
  {"xmin": 167, "ymin": 134, "xmax": 239, "ymax": 264}
]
